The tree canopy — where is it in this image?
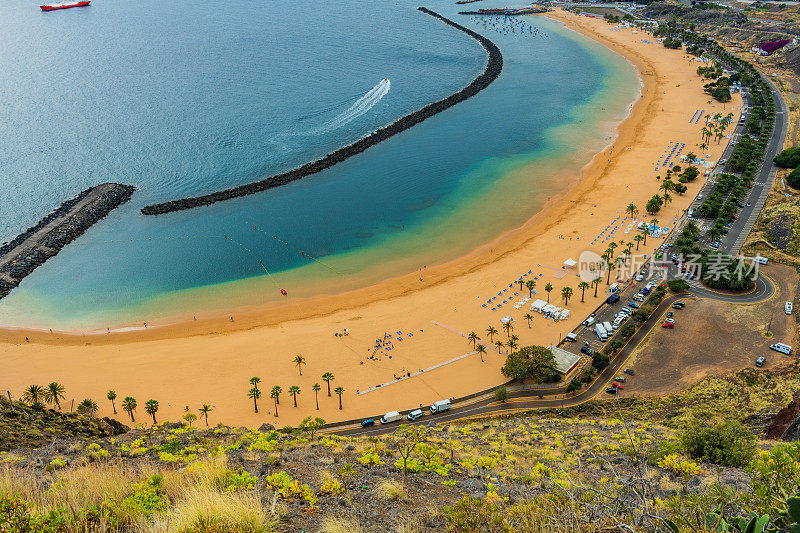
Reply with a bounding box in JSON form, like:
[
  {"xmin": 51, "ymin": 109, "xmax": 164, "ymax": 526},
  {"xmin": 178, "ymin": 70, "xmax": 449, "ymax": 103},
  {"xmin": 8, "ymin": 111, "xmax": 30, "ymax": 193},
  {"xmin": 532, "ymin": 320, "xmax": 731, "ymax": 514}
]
[
  {"xmin": 501, "ymin": 345, "xmax": 558, "ymax": 382},
  {"xmin": 775, "ymin": 146, "xmax": 800, "ymax": 169}
]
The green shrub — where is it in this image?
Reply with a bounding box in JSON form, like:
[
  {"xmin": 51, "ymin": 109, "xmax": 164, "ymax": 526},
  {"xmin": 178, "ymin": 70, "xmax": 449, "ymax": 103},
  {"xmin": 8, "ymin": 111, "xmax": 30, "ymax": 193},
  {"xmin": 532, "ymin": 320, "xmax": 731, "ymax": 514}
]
[
  {"xmin": 774, "ymin": 146, "xmax": 800, "ymax": 168},
  {"xmin": 494, "ymin": 386, "xmax": 508, "ymax": 403},
  {"xmin": 592, "ymin": 353, "xmax": 610, "ymax": 371},
  {"xmin": 667, "ymin": 279, "xmax": 690, "ymax": 292},
  {"xmin": 787, "ymin": 167, "xmax": 800, "ymax": 190},
  {"xmin": 444, "ymin": 497, "xmax": 512, "ymax": 532},
  {"xmin": 681, "ymin": 422, "xmax": 756, "ymax": 467},
  {"xmin": 566, "ymin": 379, "xmax": 582, "ymax": 393}
]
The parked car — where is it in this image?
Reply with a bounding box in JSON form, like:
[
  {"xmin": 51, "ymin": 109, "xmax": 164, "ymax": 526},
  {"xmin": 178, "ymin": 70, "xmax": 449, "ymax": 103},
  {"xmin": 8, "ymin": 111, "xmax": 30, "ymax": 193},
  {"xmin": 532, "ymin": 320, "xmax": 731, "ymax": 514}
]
[
  {"xmin": 664, "ymin": 318, "xmax": 675, "ymax": 324},
  {"xmin": 407, "ymin": 409, "xmax": 423, "ymax": 421},
  {"xmin": 612, "ymin": 382, "xmax": 624, "ymax": 390},
  {"xmin": 605, "ymin": 387, "xmax": 618, "ymax": 394},
  {"xmin": 623, "ymin": 368, "xmax": 635, "ymax": 375},
  {"xmin": 581, "ymin": 345, "xmax": 593, "ymax": 356},
  {"xmin": 662, "ymin": 321, "xmax": 674, "ymax": 328},
  {"xmin": 786, "ymin": 301, "xmax": 793, "ymax": 315},
  {"xmin": 633, "ymin": 294, "xmax": 644, "ymax": 302},
  {"xmin": 628, "ymin": 301, "xmax": 640, "ymax": 309},
  {"xmin": 361, "ymin": 418, "xmax": 375, "ymax": 428},
  {"xmin": 673, "ymin": 301, "xmax": 685, "ymax": 309},
  {"xmin": 755, "ymin": 356, "xmax": 766, "ymax": 368},
  {"xmin": 666, "ymin": 312, "xmax": 673, "ymax": 318},
  {"xmin": 636, "ymin": 274, "xmax": 644, "ymax": 282},
  {"xmin": 614, "ymin": 376, "xmax": 626, "ymax": 383}
]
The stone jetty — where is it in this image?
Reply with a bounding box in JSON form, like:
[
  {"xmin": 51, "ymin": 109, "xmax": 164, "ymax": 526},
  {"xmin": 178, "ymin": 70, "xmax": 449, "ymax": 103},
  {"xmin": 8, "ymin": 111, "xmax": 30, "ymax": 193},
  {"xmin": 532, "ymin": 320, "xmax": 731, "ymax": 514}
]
[
  {"xmin": 140, "ymin": 7, "xmax": 503, "ymax": 216},
  {"xmin": 0, "ymin": 183, "xmax": 136, "ymax": 300}
]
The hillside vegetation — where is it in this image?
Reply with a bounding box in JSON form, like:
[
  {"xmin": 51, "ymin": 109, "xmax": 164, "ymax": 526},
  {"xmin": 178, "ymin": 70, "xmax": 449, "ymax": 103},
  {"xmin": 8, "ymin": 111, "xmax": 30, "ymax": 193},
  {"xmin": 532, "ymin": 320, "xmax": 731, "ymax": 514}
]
[{"xmin": 1, "ymin": 369, "xmax": 800, "ymax": 532}]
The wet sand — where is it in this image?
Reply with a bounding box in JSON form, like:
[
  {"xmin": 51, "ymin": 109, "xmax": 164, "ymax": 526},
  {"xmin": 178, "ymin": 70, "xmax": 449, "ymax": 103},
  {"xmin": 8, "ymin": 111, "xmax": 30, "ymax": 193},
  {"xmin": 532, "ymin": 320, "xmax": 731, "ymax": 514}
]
[{"xmin": 1, "ymin": 12, "xmax": 741, "ymax": 427}]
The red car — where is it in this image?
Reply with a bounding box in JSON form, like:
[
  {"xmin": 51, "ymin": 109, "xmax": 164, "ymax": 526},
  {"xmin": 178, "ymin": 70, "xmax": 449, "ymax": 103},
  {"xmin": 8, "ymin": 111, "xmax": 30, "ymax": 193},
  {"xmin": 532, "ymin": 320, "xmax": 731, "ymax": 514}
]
[
  {"xmin": 612, "ymin": 382, "xmax": 624, "ymax": 390},
  {"xmin": 662, "ymin": 321, "xmax": 674, "ymax": 328}
]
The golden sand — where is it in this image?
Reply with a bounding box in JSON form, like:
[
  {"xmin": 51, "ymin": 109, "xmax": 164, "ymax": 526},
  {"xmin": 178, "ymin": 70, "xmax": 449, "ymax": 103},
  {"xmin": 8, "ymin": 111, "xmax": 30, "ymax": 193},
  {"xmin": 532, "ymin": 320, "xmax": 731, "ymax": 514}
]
[{"xmin": 1, "ymin": 12, "xmax": 741, "ymax": 427}]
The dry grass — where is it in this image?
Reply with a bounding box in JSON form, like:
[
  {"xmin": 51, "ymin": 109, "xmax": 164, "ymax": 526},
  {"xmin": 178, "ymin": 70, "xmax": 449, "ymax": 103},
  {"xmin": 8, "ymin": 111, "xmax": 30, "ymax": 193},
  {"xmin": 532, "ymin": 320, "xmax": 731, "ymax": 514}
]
[
  {"xmin": 0, "ymin": 462, "xmax": 149, "ymax": 514},
  {"xmin": 149, "ymin": 486, "xmax": 277, "ymax": 533},
  {"xmin": 319, "ymin": 514, "xmax": 366, "ymax": 533},
  {"xmin": 375, "ymin": 478, "xmax": 406, "ymax": 501}
]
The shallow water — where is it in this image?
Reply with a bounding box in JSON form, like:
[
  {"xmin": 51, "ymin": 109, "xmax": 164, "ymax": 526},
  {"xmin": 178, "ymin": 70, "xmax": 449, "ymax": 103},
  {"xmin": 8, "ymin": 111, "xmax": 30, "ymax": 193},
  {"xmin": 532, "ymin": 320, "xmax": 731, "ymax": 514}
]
[{"xmin": 0, "ymin": 0, "xmax": 639, "ymax": 328}]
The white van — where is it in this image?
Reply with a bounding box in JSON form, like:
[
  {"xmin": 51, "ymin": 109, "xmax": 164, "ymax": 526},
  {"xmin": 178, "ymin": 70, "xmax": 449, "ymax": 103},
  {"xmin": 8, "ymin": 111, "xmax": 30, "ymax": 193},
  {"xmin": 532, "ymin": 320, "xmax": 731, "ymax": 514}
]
[
  {"xmin": 583, "ymin": 316, "xmax": 596, "ymax": 327},
  {"xmin": 407, "ymin": 409, "xmax": 423, "ymax": 421},
  {"xmin": 565, "ymin": 332, "xmax": 578, "ymax": 342},
  {"xmin": 785, "ymin": 301, "xmax": 793, "ymax": 315},
  {"xmin": 380, "ymin": 411, "xmax": 403, "ymax": 424},
  {"xmin": 755, "ymin": 256, "xmax": 768, "ymax": 265},
  {"xmin": 430, "ymin": 399, "xmax": 452, "ymax": 414},
  {"xmin": 770, "ymin": 343, "xmax": 792, "ymax": 355}
]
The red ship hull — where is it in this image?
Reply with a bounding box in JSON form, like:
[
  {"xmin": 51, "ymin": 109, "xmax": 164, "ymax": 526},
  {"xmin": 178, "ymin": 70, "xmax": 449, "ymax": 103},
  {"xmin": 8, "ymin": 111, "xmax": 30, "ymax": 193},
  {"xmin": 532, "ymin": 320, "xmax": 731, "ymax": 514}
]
[{"xmin": 41, "ymin": 1, "xmax": 90, "ymax": 11}]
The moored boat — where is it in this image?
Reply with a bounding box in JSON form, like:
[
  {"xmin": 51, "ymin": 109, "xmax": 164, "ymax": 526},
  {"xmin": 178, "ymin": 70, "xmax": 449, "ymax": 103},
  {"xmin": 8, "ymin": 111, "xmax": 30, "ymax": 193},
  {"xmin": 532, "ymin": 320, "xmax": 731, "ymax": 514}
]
[{"xmin": 40, "ymin": 1, "xmax": 90, "ymax": 11}]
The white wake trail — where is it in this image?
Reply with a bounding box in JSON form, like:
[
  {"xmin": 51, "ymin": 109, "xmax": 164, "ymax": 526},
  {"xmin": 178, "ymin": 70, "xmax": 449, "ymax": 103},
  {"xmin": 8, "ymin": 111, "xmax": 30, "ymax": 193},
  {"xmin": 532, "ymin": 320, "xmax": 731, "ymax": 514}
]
[{"xmin": 311, "ymin": 78, "xmax": 390, "ymax": 134}]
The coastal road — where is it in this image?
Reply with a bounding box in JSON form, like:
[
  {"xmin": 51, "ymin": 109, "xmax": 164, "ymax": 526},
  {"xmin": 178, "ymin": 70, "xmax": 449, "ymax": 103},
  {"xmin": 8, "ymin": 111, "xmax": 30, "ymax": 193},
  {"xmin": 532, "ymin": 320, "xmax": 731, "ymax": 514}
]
[
  {"xmin": 327, "ymin": 46, "xmax": 789, "ymax": 438},
  {"xmin": 330, "ymin": 279, "xmax": 772, "ymax": 436}
]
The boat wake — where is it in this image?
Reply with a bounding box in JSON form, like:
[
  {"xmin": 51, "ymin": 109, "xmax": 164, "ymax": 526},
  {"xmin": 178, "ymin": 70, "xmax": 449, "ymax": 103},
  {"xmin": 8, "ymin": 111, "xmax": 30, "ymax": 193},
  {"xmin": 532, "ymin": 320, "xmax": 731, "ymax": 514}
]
[{"xmin": 303, "ymin": 78, "xmax": 390, "ymax": 134}]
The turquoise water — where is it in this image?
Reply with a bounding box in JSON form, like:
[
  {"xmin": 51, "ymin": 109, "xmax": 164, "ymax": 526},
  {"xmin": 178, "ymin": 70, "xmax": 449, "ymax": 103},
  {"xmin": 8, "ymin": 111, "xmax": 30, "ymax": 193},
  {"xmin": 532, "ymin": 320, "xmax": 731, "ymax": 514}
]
[{"xmin": 0, "ymin": 0, "xmax": 638, "ymax": 329}]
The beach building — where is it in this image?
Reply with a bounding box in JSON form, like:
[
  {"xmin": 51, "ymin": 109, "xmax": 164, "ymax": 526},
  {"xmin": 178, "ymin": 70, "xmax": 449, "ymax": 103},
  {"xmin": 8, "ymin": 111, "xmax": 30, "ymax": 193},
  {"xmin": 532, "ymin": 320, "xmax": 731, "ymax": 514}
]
[{"xmin": 547, "ymin": 345, "xmax": 582, "ymax": 376}]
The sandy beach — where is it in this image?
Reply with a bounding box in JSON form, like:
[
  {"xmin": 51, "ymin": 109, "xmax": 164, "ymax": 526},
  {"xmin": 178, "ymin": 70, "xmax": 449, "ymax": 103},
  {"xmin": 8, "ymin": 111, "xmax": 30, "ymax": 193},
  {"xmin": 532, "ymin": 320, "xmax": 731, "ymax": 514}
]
[{"xmin": 1, "ymin": 11, "xmax": 741, "ymax": 427}]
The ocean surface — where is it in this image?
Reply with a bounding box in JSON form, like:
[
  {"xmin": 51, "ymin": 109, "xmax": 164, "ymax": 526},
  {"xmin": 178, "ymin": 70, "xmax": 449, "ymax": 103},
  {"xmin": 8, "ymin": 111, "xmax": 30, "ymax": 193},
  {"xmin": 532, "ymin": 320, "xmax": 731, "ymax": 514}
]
[{"xmin": 0, "ymin": 0, "xmax": 639, "ymax": 329}]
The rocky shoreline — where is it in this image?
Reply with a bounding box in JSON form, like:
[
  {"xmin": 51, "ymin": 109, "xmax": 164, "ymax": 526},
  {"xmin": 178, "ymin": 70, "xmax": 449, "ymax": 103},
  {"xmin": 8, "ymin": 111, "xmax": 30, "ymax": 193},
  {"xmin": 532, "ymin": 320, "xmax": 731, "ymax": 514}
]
[
  {"xmin": 140, "ymin": 7, "xmax": 503, "ymax": 216},
  {"xmin": 0, "ymin": 183, "xmax": 136, "ymax": 300}
]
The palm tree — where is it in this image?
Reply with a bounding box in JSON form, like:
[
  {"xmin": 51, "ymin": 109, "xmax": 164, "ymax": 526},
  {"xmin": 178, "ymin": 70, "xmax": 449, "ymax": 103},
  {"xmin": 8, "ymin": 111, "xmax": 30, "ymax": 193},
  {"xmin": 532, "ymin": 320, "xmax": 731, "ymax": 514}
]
[
  {"xmin": 525, "ymin": 279, "xmax": 536, "ymax": 298},
  {"xmin": 22, "ymin": 385, "xmax": 45, "ymax": 408},
  {"xmin": 510, "ymin": 334, "xmax": 519, "ymax": 347},
  {"xmin": 633, "ymin": 234, "xmax": 643, "ymax": 251},
  {"xmin": 199, "ymin": 404, "xmax": 213, "ymax": 426},
  {"xmin": 523, "ymin": 313, "xmax": 534, "ymax": 328},
  {"xmin": 622, "ymin": 248, "xmax": 632, "ymax": 266},
  {"xmin": 502, "ymin": 321, "xmax": 514, "ymax": 338},
  {"xmin": 544, "ymin": 282, "xmax": 553, "ymax": 302},
  {"xmin": 642, "ymin": 227, "xmax": 651, "ymax": 246},
  {"xmin": 485, "ymin": 326, "xmax": 498, "ymax": 343},
  {"xmin": 494, "ymin": 340, "xmax": 505, "ymax": 354},
  {"xmin": 312, "ymin": 383, "xmax": 321, "ymax": 410},
  {"xmin": 271, "ymin": 386, "xmax": 282, "ymax": 417},
  {"xmin": 322, "ymin": 372, "xmax": 334, "ymax": 397},
  {"xmin": 44, "ymin": 382, "xmax": 65, "ymax": 410},
  {"xmin": 145, "ymin": 399, "xmax": 159, "ymax": 425},
  {"xmin": 467, "ymin": 331, "xmax": 480, "ymax": 348},
  {"xmin": 77, "ymin": 398, "xmax": 98, "ymax": 417},
  {"xmin": 699, "ymin": 141, "xmax": 708, "ymax": 151},
  {"xmin": 561, "ymin": 286, "xmax": 573, "ymax": 305},
  {"xmin": 578, "ymin": 281, "xmax": 590, "ymax": 302},
  {"xmin": 248, "ymin": 387, "xmax": 262, "ymax": 413},
  {"xmin": 334, "ymin": 386, "xmax": 345, "ymax": 410},
  {"xmin": 663, "ymin": 192, "xmax": 672, "ymax": 206},
  {"xmin": 249, "ymin": 376, "xmax": 261, "ymax": 391},
  {"xmin": 289, "ymin": 385, "xmax": 301, "ymax": 407},
  {"xmin": 107, "ymin": 390, "xmax": 117, "ymax": 414},
  {"xmin": 122, "ymin": 396, "xmax": 137, "ymax": 422},
  {"xmin": 593, "ymin": 274, "xmax": 602, "ymax": 297},
  {"xmin": 475, "ymin": 344, "xmax": 487, "ymax": 362},
  {"xmin": 506, "ymin": 338, "xmax": 518, "ymax": 352},
  {"xmin": 293, "ymin": 355, "xmax": 306, "ymax": 376},
  {"xmin": 607, "ymin": 262, "xmax": 616, "ymax": 285},
  {"xmin": 516, "ymin": 280, "xmax": 525, "ymax": 293},
  {"xmin": 625, "ymin": 203, "xmax": 638, "ymax": 218}
]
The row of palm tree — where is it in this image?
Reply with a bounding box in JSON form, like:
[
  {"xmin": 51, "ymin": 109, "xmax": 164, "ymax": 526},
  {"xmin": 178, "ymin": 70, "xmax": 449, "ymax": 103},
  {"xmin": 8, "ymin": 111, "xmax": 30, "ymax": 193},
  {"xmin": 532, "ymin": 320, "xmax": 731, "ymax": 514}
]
[{"xmin": 248, "ymin": 375, "xmax": 344, "ymax": 417}]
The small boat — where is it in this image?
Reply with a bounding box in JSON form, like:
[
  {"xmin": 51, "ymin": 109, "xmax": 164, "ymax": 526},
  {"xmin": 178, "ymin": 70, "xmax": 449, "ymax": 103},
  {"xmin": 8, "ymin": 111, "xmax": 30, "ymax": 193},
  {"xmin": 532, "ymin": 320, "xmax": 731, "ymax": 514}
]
[{"xmin": 40, "ymin": 1, "xmax": 90, "ymax": 11}]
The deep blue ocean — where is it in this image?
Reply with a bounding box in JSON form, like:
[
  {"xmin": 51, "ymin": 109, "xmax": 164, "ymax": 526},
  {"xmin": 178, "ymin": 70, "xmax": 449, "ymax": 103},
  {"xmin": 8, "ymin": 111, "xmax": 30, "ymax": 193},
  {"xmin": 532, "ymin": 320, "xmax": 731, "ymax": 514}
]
[{"xmin": 0, "ymin": 0, "xmax": 638, "ymax": 328}]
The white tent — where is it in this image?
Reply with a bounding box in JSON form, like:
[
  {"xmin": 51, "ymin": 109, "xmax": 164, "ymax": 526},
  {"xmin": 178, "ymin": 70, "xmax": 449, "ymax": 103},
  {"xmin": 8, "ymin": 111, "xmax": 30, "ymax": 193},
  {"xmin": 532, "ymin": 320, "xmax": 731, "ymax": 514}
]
[
  {"xmin": 531, "ymin": 299, "xmax": 548, "ymax": 313},
  {"xmin": 563, "ymin": 258, "xmax": 577, "ymax": 268},
  {"xmin": 560, "ymin": 308, "xmax": 570, "ymax": 320}
]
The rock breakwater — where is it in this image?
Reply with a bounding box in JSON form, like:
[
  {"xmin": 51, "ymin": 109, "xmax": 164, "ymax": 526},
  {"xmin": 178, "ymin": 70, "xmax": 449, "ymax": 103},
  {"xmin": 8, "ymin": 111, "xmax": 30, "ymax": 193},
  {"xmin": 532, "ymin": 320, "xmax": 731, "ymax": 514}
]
[
  {"xmin": 0, "ymin": 183, "xmax": 136, "ymax": 300},
  {"xmin": 140, "ymin": 7, "xmax": 503, "ymax": 216}
]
